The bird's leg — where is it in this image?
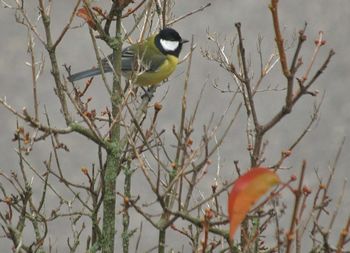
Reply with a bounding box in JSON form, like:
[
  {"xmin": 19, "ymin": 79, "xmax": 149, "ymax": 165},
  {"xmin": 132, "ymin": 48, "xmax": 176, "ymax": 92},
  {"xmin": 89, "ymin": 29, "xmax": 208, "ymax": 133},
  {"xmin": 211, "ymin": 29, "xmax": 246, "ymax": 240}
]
[{"xmin": 141, "ymin": 85, "xmax": 157, "ymax": 101}]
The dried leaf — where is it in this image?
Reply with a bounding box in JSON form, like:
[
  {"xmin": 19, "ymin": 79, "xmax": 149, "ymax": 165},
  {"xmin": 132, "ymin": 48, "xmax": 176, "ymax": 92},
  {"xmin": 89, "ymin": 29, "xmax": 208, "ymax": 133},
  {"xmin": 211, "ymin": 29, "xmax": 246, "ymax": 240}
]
[{"xmin": 76, "ymin": 7, "xmax": 97, "ymax": 30}]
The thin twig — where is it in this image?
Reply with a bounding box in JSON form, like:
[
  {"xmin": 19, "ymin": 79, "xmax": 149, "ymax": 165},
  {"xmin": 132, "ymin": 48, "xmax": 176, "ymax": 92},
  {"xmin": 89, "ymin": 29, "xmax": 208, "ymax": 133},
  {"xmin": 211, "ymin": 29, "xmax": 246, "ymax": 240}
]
[
  {"xmin": 167, "ymin": 3, "xmax": 211, "ymax": 26},
  {"xmin": 52, "ymin": 0, "xmax": 82, "ymax": 49}
]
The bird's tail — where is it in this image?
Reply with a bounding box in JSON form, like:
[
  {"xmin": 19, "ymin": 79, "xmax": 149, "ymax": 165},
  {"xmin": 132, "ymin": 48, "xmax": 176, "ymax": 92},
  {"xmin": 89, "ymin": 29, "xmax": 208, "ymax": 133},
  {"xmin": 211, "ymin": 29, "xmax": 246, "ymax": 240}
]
[{"xmin": 67, "ymin": 68, "xmax": 102, "ymax": 82}]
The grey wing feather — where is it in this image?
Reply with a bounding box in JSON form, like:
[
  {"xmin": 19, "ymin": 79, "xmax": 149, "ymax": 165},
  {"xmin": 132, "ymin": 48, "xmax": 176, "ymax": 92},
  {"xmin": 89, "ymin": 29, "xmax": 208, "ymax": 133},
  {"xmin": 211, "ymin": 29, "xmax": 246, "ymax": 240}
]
[
  {"xmin": 67, "ymin": 45, "xmax": 166, "ymax": 81},
  {"xmin": 121, "ymin": 46, "xmax": 136, "ymax": 72},
  {"xmin": 121, "ymin": 46, "xmax": 166, "ymax": 73},
  {"xmin": 67, "ymin": 68, "xmax": 104, "ymax": 82},
  {"xmin": 68, "ymin": 55, "xmax": 114, "ymax": 82},
  {"xmin": 102, "ymin": 46, "xmax": 136, "ymax": 72},
  {"xmin": 147, "ymin": 54, "xmax": 166, "ymax": 72}
]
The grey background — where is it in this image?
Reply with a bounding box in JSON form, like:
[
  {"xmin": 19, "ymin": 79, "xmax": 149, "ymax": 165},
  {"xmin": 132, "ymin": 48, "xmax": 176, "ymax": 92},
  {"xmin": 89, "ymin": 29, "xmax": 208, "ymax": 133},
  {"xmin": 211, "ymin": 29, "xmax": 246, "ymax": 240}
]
[{"xmin": 1, "ymin": 0, "xmax": 349, "ymax": 252}]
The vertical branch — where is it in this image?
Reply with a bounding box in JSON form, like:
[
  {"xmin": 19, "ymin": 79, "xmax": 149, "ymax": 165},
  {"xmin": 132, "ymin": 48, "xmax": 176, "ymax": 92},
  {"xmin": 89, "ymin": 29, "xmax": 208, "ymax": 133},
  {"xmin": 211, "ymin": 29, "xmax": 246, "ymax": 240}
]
[
  {"xmin": 102, "ymin": 147, "xmax": 121, "ymax": 253},
  {"xmin": 162, "ymin": 0, "xmax": 167, "ymax": 27},
  {"xmin": 158, "ymin": 37, "xmax": 194, "ymax": 253},
  {"xmin": 101, "ymin": 2, "xmax": 128, "ymax": 252},
  {"xmin": 269, "ymin": 0, "xmax": 294, "ymax": 111},
  {"xmin": 336, "ymin": 217, "xmax": 350, "ymax": 253},
  {"xmin": 27, "ymin": 30, "xmax": 39, "ymax": 121},
  {"xmin": 104, "ymin": 1, "xmax": 118, "ymax": 35},
  {"xmin": 286, "ymin": 160, "xmax": 306, "ymax": 253},
  {"xmin": 269, "ymin": 0, "xmax": 290, "ymax": 78},
  {"xmin": 311, "ymin": 137, "xmax": 344, "ymax": 239},
  {"xmin": 235, "ymin": 22, "xmax": 263, "ymax": 250},
  {"xmin": 38, "ymin": 0, "xmax": 72, "ymax": 124},
  {"xmin": 122, "ymin": 162, "xmax": 132, "ymax": 253},
  {"xmin": 174, "ymin": 36, "xmax": 194, "ymax": 166},
  {"xmin": 235, "ymin": 22, "xmax": 261, "ymax": 166},
  {"xmin": 289, "ymin": 23, "xmax": 307, "ymax": 74}
]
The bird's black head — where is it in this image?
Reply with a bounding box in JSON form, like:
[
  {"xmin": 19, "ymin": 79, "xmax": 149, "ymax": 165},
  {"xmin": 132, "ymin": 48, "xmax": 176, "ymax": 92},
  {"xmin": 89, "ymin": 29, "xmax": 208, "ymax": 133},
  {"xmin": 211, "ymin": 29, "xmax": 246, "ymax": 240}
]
[{"xmin": 155, "ymin": 28, "xmax": 188, "ymax": 57}]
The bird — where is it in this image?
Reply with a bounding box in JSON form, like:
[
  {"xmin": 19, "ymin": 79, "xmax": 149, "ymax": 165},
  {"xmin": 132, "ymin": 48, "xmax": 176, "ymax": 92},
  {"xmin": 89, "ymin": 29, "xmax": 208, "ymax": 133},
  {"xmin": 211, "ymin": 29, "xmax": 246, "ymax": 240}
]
[{"xmin": 67, "ymin": 28, "xmax": 188, "ymax": 86}]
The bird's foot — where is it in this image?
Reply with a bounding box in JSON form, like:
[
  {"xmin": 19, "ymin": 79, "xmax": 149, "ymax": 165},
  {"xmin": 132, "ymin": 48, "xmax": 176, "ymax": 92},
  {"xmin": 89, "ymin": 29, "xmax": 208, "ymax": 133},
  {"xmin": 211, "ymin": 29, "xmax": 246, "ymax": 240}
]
[{"xmin": 141, "ymin": 86, "xmax": 157, "ymax": 101}]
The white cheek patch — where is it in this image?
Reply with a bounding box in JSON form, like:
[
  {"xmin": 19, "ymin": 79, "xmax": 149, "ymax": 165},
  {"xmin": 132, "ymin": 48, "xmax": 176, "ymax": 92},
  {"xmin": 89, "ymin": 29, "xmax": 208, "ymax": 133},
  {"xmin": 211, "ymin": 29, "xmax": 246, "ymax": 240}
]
[{"xmin": 160, "ymin": 39, "xmax": 179, "ymax": 51}]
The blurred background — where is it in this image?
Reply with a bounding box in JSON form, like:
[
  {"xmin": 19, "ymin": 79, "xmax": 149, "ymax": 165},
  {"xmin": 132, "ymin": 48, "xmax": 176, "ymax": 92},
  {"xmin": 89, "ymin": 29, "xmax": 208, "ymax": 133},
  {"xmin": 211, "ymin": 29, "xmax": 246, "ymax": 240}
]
[{"xmin": 0, "ymin": 0, "xmax": 349, "ymax": 251}]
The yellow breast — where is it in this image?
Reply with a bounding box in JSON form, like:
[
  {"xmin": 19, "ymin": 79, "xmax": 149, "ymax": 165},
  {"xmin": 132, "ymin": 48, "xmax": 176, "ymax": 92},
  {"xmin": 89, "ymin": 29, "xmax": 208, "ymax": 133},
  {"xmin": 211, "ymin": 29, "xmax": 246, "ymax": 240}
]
[{"xmin": 131, "ymin": 55, "xmax": 179, "ymax": 86}]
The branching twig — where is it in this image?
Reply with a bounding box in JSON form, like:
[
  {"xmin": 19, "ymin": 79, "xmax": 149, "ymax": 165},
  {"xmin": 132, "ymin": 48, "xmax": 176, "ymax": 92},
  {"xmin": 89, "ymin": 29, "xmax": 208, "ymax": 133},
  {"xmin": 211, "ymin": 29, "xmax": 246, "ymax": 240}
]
[{"xmin": 167, "ymin": 3, "xmax": 211, "ymax": 26}]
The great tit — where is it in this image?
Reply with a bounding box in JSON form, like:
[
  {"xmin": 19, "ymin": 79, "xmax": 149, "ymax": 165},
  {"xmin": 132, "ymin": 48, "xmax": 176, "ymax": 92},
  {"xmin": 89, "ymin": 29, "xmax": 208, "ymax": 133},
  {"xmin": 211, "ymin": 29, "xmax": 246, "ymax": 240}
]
[{"xmin": 68, "ymin": 28, "xmax": 188, "ymax": 86}]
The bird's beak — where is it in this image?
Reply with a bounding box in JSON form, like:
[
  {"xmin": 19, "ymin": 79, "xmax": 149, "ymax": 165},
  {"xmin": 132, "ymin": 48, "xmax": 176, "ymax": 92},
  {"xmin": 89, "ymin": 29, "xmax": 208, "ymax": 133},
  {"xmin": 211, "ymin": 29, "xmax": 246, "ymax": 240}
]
[{"xmin": 181, "ymin": 39, "xmax": 189, "ymax": 44}]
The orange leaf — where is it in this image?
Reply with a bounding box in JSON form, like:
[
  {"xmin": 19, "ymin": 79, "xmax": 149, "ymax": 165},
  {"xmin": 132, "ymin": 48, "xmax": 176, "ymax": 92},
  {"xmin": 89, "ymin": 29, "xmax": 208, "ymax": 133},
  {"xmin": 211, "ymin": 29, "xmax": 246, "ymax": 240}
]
[
  {"xmin": 76, "ymin": 7, "xmax": 97, "ymax": 30},
  {"xmin": 228, "ymin": 167, "xmax": 280, "ymax": 239}
]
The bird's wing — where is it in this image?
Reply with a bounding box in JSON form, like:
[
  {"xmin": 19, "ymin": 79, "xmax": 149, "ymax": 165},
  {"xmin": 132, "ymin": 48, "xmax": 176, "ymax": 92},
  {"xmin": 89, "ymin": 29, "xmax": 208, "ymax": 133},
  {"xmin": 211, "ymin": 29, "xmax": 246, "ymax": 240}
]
[
  {"xmin": 145, "ymin": 54, "xmax": 167, "ymax": 72},
  {"xmin": 100, "ymin": 47, "xmax": 135, "ymax": 72},
  {"xmin": 120, "ymin": 44, "xmax": 166, "ymax": 73},
  {"xmin": 98, "ymin": 35, "xmax": 166, "ymax": 73},
  {"xmin": 120, "ymin": 45, "xmax": 137, "ymax": 72}
]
